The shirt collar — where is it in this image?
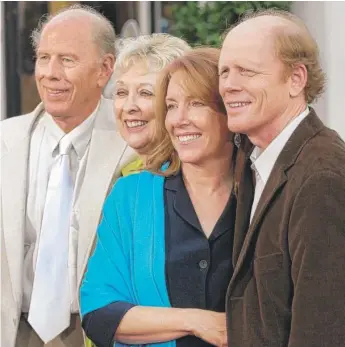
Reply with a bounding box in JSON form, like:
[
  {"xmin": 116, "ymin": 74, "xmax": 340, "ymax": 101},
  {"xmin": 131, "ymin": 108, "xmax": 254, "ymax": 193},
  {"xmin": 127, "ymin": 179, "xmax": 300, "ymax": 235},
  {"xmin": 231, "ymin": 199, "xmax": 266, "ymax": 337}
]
[
  {"xmin": 165, "ymin": 170, "xmax": 183, "ymax": 192},
  {"xmin": 250, "ymin": 107, "xmax": 310, "ymax": 184},
  {"xmin": 165, "ymin": 170, "xmax": 235, "ymax": 239},
  {"xmin": 44, "ymin": 101, "xmax": 100, "ymax": 159}
]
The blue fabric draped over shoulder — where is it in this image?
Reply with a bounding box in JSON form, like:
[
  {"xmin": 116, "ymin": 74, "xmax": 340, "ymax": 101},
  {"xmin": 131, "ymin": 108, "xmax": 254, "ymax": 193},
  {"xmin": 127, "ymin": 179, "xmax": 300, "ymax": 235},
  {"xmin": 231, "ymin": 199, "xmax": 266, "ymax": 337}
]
[{"xmin": 80, "ymin": 170, "xmax": 175, "ymax": 347}]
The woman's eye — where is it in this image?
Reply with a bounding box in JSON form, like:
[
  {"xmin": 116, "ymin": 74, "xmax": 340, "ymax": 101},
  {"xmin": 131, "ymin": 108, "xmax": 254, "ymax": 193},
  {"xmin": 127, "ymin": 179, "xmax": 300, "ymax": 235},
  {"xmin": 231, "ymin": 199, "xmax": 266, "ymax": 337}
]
[
  {"xmin": 166, "ymin": 104, "xmax": 176, "ymax": 110},
  {"xmin": 191, "ymin": 100, "xmax": 205, "ymax": 107},
  {"xmin": 140, "ymin": 90, "xmax": 153, "ymax": 97},
  {"xmin": 115, "ymin": 90, "xmax": 127, "ymax": 97}
]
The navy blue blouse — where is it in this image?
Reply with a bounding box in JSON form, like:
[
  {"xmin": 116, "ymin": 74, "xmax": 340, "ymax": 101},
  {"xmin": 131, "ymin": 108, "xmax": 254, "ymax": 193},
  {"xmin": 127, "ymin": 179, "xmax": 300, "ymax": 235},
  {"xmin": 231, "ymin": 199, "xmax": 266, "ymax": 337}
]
[{"xmin": 82, "ymin": 172, "xmax": 235, "ymax": 347}]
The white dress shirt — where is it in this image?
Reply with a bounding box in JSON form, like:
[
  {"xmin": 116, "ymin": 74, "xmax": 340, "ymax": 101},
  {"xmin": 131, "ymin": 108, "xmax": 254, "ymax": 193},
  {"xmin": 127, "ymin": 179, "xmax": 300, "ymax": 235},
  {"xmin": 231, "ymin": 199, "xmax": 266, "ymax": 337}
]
[
  {"xmin": 250, "ymin": 107, "xmax": 310, "ymax": 223},
  {"xmin": 23, "ymin": 104, "xmax": 99, "ymax": 313}
]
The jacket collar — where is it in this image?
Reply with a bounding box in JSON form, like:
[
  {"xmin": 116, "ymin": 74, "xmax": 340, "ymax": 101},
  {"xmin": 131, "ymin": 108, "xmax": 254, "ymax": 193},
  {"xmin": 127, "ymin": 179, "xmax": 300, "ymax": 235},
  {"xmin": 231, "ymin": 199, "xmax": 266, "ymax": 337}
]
[{"xmin": 229, "ymin": 108, "xmax": 325, "ymax": 294}]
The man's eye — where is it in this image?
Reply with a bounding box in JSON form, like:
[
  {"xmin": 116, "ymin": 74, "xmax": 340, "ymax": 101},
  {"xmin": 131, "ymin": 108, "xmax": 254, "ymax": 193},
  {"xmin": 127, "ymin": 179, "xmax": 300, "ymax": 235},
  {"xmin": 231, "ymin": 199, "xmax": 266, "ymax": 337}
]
[
  {"xmin": 219, "ymin": 68, "xmax": 229, "ymax": 78},
  {"xmin": 37, "ymin": 55, "xmax": 49, "ymax": 62},
  {"xmin": 62, "ymin": 57, "xmax": 73, "ymax": 63},
  {"xmin": 239, "ymin": 68, "xmax": 256, "ymax": 77}
]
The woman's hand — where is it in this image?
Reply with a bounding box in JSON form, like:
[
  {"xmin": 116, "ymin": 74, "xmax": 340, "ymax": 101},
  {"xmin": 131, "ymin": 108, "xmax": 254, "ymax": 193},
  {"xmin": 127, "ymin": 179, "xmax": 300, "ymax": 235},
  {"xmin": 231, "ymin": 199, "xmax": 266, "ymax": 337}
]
[{"xmin": 185, "ymin": 309, "xmax": 228, "ymax": 347}]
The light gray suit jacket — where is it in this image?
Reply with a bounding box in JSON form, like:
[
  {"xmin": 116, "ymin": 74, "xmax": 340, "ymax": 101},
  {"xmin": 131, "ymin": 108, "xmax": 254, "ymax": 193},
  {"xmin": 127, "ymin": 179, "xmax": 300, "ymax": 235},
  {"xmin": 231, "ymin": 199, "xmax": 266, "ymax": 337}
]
[{"xmin": 0, "ymin": 97, "xmax": 136, "ymax": 347}]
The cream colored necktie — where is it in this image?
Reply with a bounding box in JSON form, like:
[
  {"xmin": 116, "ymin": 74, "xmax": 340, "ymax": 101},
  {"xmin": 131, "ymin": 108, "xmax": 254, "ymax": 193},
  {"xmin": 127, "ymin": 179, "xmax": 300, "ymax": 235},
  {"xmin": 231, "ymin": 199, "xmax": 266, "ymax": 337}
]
[{"xmin": 28, "ymin": 136, "xmax": 73, "ymax": 343}]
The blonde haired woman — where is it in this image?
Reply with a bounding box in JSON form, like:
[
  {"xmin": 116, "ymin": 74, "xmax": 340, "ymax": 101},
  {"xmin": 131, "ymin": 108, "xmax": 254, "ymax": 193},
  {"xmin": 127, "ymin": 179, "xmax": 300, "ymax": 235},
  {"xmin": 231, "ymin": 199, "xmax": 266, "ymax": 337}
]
[
  {"xmin": 84, "ymin": 33, "xmax": 190, "ymax": 347},
  {"xmin": 112, "ymin": 33, "xmax": 190, "ymax": 176},
  {"xmin": 80, "ymin": 48, "xmax": 246, "ymax": 347}
]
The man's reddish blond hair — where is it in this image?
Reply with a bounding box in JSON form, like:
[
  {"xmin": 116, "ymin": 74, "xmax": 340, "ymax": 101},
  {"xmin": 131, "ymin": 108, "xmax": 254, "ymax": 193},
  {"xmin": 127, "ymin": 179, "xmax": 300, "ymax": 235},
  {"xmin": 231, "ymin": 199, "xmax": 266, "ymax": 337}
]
[{"xmin": 223, "ymin": 9, "xmax": 326, "ymax": 104}]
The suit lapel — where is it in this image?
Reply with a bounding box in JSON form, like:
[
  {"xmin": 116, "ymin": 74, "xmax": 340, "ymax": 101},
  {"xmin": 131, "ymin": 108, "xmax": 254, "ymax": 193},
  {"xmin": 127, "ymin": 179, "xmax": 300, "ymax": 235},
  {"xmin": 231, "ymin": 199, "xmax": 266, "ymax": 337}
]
[
  {"xmin": 1, "ymin": 107, "xmax": 42, "ymax": 304},
  {"xmin": 229, "ymin": 109, "xmax": 325, "ymax": 292},
  {"xmin": 76, "ymin": 99, "xmax": 136, "ymax": 287},
  {"xmin": 234, "ymin": 169, "xmax": 287, "ymax": 281},
  {"xmin": 229, "ymin": 164, "xmax": 288, "ymax": 295},
  {"xmin": 232, "ymin": 157, "xmax": 254, "ymax": 266}
]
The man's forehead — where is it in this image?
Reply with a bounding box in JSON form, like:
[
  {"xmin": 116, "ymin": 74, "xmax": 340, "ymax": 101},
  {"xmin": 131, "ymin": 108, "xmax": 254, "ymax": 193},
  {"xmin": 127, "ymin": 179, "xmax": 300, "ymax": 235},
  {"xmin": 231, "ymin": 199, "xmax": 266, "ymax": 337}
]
[
  {"xmin": 226, "ymin": 24, "xmax": 274, "ymax": 47},
  {"xmin": 46, "ymin": 10, "xmax": 95, "ymax": 28},
  {"xmin": 224, "ymin": 14, "xmax": 294, "ymax": 48},
  {"xmin": 221, "ymin": 36, "xmax": 273, "ymax": 63},
  {"xmin": 231, "ymin": 15, "xmax": 289, "ymax": 34},
  {"xmin": 41, "ymin": 15, "xmax": 93, "ymax": 41},
  {"xmin": 38, "ymin": 18, "xmax": 95, "ymax": 51},
  {"xmin": 221, "ymin": 20, "xmax": 277, "ymax": 61},
  {"xmin": 223, "ymin": 36, "xmax": 268, "ymax": 51}
]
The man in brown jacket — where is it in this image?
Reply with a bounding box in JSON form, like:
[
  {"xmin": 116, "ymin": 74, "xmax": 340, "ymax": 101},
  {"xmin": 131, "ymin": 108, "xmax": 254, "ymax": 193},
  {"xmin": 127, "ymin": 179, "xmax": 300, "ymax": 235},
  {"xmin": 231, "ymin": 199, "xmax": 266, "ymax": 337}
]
[{"xmin": 219, "ymin": 9, "xmax": 345, "ymax": 347}]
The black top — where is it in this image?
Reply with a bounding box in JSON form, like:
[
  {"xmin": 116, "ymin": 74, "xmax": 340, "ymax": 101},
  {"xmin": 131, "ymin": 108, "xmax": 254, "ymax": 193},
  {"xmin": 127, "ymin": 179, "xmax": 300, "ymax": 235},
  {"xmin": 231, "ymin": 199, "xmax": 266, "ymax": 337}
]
[{"xmin": 82, "ymin": 172, "xmax": 236, "ymax": 347}]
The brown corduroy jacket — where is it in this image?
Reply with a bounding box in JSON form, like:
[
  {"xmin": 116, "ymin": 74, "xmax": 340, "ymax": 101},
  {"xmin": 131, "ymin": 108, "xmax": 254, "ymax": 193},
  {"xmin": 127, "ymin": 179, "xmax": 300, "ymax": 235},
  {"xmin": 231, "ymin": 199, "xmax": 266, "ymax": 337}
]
[{"xmin": 226, "ymin": 109, "xmax": 345, "ymax": 347}]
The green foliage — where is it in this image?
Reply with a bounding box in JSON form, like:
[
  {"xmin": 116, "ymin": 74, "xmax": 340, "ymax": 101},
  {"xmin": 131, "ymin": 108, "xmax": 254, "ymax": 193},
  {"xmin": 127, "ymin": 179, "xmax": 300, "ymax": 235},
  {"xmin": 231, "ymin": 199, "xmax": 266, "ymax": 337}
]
[{"xmin": 170, "ymin": 1, "xmax": 291, "ymax": 47}]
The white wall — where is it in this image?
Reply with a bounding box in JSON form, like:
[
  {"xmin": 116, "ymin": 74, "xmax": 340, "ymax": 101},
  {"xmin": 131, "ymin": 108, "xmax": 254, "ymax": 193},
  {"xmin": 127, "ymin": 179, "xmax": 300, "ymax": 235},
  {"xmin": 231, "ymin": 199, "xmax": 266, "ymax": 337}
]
[{"xmin": 292, "ymin": 1, "xmax": 345, "ymax": 140}]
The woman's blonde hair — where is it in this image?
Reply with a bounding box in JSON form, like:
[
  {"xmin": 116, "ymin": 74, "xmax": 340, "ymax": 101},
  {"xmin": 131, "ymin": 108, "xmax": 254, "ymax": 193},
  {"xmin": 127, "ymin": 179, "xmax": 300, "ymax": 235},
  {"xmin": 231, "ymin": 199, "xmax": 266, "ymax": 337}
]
[
  {"xmin": 146, "ymin": 47, "xmax": 230, "ymax": 177},
  {"xmin": 114, "ymin": 33, "xmax": 191, "ymax": 77}
]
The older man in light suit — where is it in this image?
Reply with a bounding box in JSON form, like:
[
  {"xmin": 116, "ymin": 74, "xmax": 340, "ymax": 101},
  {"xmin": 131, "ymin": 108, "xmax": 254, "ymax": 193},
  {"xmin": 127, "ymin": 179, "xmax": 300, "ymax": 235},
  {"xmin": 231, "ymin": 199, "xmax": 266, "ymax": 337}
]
[{"xmin": 1, "ymin": 5, "xmax": 135, "ymax": 347}]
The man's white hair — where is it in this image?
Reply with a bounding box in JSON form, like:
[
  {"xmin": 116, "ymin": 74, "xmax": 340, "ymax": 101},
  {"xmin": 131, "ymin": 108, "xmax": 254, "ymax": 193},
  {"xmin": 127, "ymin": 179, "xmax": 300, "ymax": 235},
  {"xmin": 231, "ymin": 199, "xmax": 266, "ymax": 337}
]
[{"xmin": 31, "ymin": 4, "xmax": 116, "ymax": 56}]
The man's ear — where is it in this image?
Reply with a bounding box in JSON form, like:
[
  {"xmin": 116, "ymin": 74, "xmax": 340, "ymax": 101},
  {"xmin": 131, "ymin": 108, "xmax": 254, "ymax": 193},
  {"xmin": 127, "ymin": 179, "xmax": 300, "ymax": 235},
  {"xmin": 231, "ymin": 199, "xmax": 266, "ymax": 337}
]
[
  {"xmin": 289, "ymin": 63, "xmax": 308, "ymax": 98},
  {"xmin": 98, "ymin": 54, "xmax": 115, "ymax": 88}
]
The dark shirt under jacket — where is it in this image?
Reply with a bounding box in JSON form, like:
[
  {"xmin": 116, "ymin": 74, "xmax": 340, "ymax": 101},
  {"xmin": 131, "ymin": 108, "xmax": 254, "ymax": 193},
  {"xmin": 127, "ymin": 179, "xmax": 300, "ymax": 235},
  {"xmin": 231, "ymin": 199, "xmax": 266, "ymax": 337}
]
[{"xmin": 83, "ymin": 172, "xmax": 236, "ymax": 347}]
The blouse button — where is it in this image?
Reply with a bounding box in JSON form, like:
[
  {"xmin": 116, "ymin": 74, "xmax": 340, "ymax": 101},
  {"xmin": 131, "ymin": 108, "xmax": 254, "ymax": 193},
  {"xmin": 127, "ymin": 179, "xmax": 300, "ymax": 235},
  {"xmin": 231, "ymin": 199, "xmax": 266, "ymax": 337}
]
[{"xmin": 199, "ymin": 260, "xmax": 208, "ymax": 269}]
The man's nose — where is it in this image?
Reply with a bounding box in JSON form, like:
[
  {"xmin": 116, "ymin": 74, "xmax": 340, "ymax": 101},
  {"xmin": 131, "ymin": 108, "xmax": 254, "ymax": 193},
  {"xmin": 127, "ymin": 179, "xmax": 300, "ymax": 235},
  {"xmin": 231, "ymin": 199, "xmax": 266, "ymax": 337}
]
[
  {"xmin": 40, "ymin": 57, "xmax": 63, "ymax": 80},
  {"xmin": 220, "ymin": 71, "xmax": 243, "ymax": 92}
]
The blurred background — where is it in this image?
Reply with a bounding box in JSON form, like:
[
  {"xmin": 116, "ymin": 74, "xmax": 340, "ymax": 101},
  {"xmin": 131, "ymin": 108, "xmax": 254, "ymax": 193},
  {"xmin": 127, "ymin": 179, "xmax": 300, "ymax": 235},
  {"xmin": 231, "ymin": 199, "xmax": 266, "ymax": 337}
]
[{"xmin": 0, "ymin": 1, "xmax": 344, "ymax": 139}]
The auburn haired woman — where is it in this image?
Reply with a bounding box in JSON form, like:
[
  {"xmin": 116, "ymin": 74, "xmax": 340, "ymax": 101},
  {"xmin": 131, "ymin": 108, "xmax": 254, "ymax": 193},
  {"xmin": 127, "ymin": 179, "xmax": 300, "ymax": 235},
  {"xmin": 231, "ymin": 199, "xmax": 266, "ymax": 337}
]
[{"xmin": 80, "ymin": 48, "xmax": 247, "ymax": 347}]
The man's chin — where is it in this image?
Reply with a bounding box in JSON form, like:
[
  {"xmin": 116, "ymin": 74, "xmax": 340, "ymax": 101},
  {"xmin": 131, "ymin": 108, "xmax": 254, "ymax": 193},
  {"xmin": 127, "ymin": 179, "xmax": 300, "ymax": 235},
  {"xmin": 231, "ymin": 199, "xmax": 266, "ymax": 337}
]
[
  {"xmin": 44, "ymin": 103, "xmax": 69, "ymax": 118},
  {"xmin": 227, "ymin": 120, "xmax": 249, "ymax": 135}
]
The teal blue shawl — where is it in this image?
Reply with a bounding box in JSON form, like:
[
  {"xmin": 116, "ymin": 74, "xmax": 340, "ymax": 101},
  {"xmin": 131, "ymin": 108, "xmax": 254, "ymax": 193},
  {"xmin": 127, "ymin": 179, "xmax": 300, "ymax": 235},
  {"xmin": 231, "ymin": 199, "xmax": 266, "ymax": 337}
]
[{"xmin": 80, "ymin": 171, "xmax": 174, "ymax": 347}]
